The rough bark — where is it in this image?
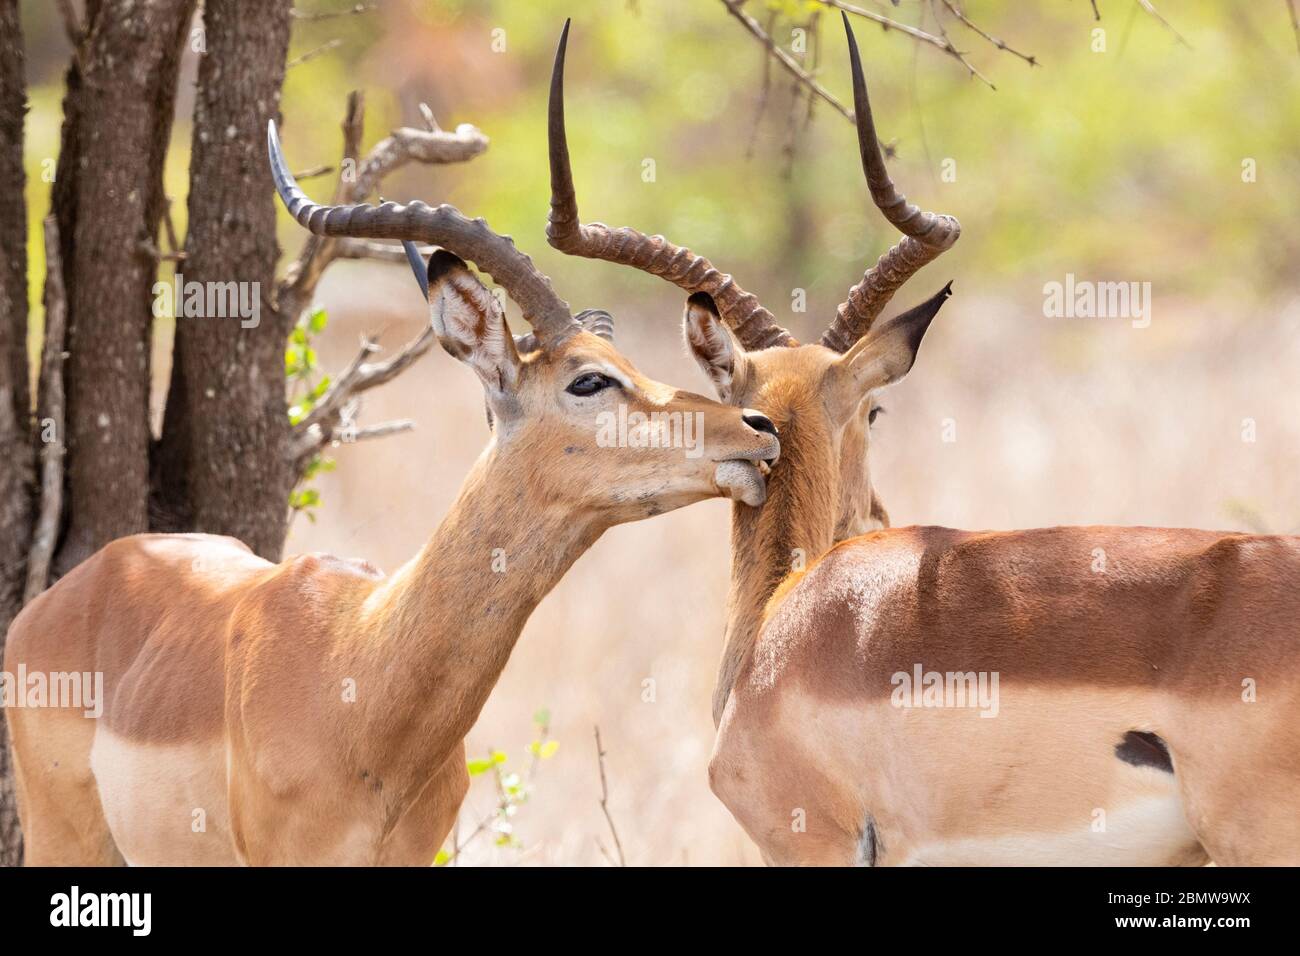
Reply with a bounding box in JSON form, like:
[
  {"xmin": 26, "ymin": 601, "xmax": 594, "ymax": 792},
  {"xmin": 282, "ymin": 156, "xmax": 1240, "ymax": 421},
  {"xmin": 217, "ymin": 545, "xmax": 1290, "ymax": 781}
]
[
  {"xmin": 52, "ymin": 0, "xmax": 198, "ymax": 574},
  {"xmin": 156, "ymin": 0, "xmax": 295, "ymax": 559},
  {"xmin": 0, "ymin": 0, "xmax": 30, "ymax": 869}
]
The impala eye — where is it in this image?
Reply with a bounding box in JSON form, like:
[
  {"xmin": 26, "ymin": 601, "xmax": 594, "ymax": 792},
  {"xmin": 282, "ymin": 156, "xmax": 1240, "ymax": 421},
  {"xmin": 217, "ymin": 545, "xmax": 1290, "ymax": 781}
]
[
  {"xmin": 566, "ymin": 372, "xmax": 616, "ymax": 397},
  {"xmin": 868, "ymin": 405, "xmax": 884, "ymax": 426}
]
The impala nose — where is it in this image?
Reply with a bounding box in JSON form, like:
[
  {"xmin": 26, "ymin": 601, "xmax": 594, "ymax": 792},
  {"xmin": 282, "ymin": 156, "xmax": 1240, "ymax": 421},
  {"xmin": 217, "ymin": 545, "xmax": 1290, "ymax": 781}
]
[{"xmin": 742, "ymin": 410, "xmax": 778, "ymax": 439}]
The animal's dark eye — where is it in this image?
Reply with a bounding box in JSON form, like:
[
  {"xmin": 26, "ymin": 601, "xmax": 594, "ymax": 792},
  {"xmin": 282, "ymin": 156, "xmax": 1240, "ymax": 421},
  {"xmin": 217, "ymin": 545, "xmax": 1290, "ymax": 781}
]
[
  {"xmin": 566, "ymin": 372, "xmax": 615, "ymax": 397},
  {"xmin": 868, "ymin": 405, "xmax": 884, "ymax": 426}
]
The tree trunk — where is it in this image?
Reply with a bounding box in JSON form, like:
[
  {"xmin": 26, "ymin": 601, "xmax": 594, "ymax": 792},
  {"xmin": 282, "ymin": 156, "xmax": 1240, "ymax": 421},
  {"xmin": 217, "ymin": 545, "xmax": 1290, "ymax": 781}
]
[
  {"xmin": 0, "ymin": 0, "xmax": 31, "ymax": 869},
  {"xmin": 155, "ymin": 0, "xmax": 295, "ymax": 560},
  {"xmin": 52, "ymin": 0, "xmax": 198, "ymax": 575}
]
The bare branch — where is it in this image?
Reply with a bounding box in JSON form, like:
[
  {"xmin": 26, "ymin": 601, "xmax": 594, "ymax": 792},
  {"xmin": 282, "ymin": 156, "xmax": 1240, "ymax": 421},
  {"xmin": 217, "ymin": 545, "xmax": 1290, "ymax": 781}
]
[
  {"xmin": 721, "ymin": 0, "xmax": 854, "ymax": 122},
  {"xmin": 938, "ymin": 0, "xmax": 1038, "ymax": 66},
  {"xmin": 593, "ymin": 726, "xmax": 626, "ymax": 867},
  {"xmin": 350, "ymin": 123, "xmax": 489, "ymax": 201},
  {"xmin": 418, "ymin": 102, "xmax": 440, "ymax": 132},
  {"xmin": 924, "ymin": 0, "xmax": 995, "ymax": 88},
  {"xmin": 745, "ymin": 7, "xmax": 779, "ymax": 158},
  {"xmin": 276, "ymin": 91, "xmax": 488, "ymax": 321},
  {"xmin": 138, "ymin": 239, "xmax": 186, "ymax": 263},
  {"xmin": 291, "ymin": 3, "xmax": 376, "ymax": 21},
  {"xmin": 334, "ymin": 238, "xmax": 437, "ymax": 263},
  {"xmin": 811, "ymin": 0, "xmax": 996, "ymax": 85},
  {"xmin": 291, "ymin": 327, "xmax": 436, "ymax": 460},
  {"xmin": 1135, "ymin": 0, "xmax": 1191, "ymax": 48},
  {"xmin": 25, "ymin": 219, "xmax": 67, "ymax": 604},
  {"xmin": 292, "ymin": 163, "xmax": 334, "ymax": 181},
  {"xmin": 334, "ymin": 419, "xmax": 415, "ymax": 443},
  {"xmin": 287, "ymin": 37, "xmax": 342, "ymax": 69}
]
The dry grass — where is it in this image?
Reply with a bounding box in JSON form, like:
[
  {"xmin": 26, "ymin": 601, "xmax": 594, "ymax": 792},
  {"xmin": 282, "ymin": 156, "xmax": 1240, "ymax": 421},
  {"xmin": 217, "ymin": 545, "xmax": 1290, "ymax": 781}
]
[{"xmin": 290, "ymin": 261, "xmax": 1300, "ymax": 866}]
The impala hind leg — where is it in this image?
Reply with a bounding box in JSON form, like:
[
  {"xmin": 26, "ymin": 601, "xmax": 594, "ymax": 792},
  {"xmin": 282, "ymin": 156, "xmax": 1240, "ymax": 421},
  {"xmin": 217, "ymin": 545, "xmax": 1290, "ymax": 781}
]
[
  {"xmin": 9, "ymin": 713, "xmax": 123, "ymax": 866},
  {"xmin": 1181, "ymin": 781, "xmax": 1300, "ymax": 866}
]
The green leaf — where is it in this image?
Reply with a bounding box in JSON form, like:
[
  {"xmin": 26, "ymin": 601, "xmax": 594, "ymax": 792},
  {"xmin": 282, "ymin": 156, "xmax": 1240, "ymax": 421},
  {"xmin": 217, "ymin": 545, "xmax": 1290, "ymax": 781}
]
[
  {"xmin": 308, "ymin": 308, "xmax": 329, "ymax": 334},
  {"xmin": 533, "ymin": 707, "xmax": 551, "ymax": 728},
  {"xmin": 433, "ymin": 849, "xmax": 451, "ymax": 866},
  {"xmin": 466, "ymin": 757, "xmax": 495, "ymax": 776}
]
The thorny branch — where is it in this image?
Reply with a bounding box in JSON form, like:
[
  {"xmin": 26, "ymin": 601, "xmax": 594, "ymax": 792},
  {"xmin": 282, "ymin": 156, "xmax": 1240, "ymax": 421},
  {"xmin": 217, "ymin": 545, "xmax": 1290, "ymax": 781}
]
[
  {"xmin": 722, "ymin": 0, "xmax": 1042, "ymax": 100},
  {"xmin": 937, "ymin": 0, "xmax": 1037, "ymax": 67},
  {"xmin": 721, "ymin": 0, "xmax": 854, "ymax": 122}
]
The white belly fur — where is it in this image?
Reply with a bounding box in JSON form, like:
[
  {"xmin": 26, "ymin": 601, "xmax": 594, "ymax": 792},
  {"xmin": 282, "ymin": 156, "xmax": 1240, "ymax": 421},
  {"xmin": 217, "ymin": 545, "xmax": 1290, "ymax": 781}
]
[
  {"xmin": 901, "ymin": 790, "xmax": 1208, "ymax": 866},
  {"xmin": 90, "ymin": 727, "xmax": 239, "ymax": 866}
]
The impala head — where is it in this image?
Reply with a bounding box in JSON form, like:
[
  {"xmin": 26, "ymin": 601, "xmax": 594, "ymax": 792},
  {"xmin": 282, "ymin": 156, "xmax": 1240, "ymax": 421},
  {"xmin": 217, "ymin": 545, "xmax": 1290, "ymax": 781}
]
[
  {"xmin": 267, "ymin": 120, "xmax": 779, "ymax": 524},
  {"xmin": 547, "ymin": 15, "xmax": 958, "ymax": 540}
]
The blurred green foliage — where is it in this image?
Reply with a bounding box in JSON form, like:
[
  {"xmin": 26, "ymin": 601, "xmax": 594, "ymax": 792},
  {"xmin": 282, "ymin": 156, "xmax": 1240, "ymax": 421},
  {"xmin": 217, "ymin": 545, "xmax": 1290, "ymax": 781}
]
[
  {"xmin": 286, "ymin": 307, "xmax": 335, "ymax": 525},
  {"xmin": 437, "ymin": 706, "xmax": 557, "ymax": 864},
  {"xmin": 17, "ymin": 0, "xmax": 1300, "ymax": 350}
]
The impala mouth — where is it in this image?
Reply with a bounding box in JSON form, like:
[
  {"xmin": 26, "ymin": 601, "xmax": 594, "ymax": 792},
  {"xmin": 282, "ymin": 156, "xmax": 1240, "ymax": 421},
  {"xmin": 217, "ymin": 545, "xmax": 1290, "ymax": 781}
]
[{"xmin": 714, "ymin": 458, "xmax": 770, "ymax": 507}]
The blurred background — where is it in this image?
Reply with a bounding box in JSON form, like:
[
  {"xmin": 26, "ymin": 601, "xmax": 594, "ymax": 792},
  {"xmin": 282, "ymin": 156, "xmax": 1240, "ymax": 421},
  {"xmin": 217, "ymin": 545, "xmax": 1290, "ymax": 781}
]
[{"xmin": 16, "ymin": 0, "xmax": 1300, "ymax": 864}]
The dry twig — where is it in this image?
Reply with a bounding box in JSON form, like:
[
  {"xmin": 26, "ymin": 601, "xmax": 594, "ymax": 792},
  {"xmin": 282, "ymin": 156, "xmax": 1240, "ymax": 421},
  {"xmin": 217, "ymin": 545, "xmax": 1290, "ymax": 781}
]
[
  {"xmin": 291, "ymin": 3, "xmax": 376, "ymax": 21},
  {"xmin": 721, "ymin": 0, "xmax": 854, "ymax": 122},
  {"xmin": 594, "ymin": 726, "xmax": 626, "ymax": 867}
]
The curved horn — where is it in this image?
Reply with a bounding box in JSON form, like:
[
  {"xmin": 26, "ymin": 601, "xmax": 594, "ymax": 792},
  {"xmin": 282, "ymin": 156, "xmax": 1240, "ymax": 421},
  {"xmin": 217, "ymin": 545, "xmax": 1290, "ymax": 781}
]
[
  {"xmin": 268, "ymin": 120, "xmax": 576, "ymax": 341},
  {"xmin": 546, "ymin": 20, "xmax": 795, "ymax": 351},
  {"xmin": 820, "ymin": 13, "xmax": 960, "ymax": 353}
]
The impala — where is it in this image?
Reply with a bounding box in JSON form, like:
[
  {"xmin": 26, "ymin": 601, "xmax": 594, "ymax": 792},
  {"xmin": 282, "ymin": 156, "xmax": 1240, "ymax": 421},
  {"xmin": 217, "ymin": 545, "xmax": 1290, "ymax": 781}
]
[
  {"xmin": 549, "ymin": 16, "xmax": 1300, "ymax": 866},
  {"xmin": 3, "ymin": 113, "xmax": 780, "ymax": 866}
]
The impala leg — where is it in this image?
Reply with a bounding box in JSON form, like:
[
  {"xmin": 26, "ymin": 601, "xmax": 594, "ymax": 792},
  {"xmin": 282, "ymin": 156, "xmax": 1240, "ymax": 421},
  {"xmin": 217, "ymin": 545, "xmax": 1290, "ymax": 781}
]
[
  {"xmin": 1178, "ymin": 765, "xmax": 1300, "ymax": 865},
  {"xmin": 1166, "ymin": 695, "xmax": 1300, "ymax": 866},
  {"xmin": 376, "ymin": 746, "xmax": 469, "ymax": 866},
  {"xmin": 9, "ymin": 710, "xmax": 122, "ymax": 866}
]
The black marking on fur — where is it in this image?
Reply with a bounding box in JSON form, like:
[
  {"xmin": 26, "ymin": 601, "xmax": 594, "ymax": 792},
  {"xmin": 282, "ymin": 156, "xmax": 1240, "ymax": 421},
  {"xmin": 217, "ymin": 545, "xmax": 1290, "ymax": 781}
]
[
  {"xmin": 1115, "ymin": 730, "xmax": 1174, "ymax": 773},
  {"xmin": 858, "ymin": 814, "xmax": 882, "ymax": 866}
]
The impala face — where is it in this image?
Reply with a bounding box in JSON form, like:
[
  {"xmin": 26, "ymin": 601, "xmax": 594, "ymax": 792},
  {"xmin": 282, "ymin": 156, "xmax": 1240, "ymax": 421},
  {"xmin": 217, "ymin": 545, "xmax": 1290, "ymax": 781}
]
[
  {"xmin": 682, "ymin": 285, "xmax": 951, "ymax": 537},
  {"xmin": 426, "ymin": 251, "xmax": 780, "ymax": 519}
]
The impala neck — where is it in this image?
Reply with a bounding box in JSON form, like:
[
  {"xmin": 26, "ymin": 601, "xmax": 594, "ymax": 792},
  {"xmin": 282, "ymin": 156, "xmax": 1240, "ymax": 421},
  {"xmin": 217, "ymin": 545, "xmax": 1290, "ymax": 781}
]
[
  {"xmin": 353, "ymin": 444, "xmax": 603, "ymax": 777},
  {"xmin": 713, "ymin": 413, "xmax": 840, "ymax": 726}
]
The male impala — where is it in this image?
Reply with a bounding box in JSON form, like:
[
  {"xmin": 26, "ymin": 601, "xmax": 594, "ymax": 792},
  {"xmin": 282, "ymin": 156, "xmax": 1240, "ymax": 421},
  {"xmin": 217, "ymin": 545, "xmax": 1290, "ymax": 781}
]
[
  {"xmin": 550, "ymin": 16, "xmax": 1300, "ymax": 865},
  {"xmin": 3, "ymin": 113, "xmax": 779, "ymax": 866}
]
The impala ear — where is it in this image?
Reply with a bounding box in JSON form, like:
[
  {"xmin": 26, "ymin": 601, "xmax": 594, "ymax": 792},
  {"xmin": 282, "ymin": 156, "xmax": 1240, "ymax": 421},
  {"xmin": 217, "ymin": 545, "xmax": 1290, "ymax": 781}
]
[
  {"xmin": 683, "ymin": 292, "xmax": 744, "ymax": 402},
  {"xmin": 427, "ymin": 250, "xmax": 521, "ymax": 403},
  {"xmin": 836, "ymin": 282, "xmax": 951, "ymax": 403}
]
